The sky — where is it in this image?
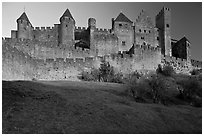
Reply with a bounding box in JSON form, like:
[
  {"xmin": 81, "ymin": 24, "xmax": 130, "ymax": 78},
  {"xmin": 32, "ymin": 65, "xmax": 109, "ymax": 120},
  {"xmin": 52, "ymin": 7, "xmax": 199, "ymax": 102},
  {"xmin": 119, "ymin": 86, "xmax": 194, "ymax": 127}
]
[{"xmin": 2, "ymin": 2, "xmax": 202, "ymax": 61}]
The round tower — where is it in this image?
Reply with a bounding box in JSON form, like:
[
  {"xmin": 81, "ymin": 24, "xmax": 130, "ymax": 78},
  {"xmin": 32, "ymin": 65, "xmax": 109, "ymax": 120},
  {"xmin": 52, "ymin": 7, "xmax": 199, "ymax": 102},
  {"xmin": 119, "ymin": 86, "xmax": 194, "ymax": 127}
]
[
  {"xmin": 88, "ymin": 18, "xmax": 96, "ymax": 29},
  {"xmin": 88, "ymin": 18, "xmax": 96, "ymax": 55},
  {"xmin": 17, "ymin": 12, "xmax": 33, "ymax": 39},
  {"xmin": 59, "ymin": 9, "xmax": 75, "ymax": 46}
]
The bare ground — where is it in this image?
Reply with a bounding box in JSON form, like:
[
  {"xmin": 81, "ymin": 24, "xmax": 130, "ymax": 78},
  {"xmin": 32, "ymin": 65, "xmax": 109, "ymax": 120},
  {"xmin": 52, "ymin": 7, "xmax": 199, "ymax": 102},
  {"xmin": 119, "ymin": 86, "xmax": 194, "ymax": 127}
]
[{"xmin": 2, "ymin": 80, "xmax": 202, "ymax": 134}]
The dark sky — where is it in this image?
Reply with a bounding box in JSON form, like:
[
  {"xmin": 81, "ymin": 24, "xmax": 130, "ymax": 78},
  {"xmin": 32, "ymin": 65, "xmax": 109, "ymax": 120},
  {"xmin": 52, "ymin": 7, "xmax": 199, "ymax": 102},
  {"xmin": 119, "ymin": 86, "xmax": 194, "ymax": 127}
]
[{"xmin": 2, "ymin": 2, "xmax": 202, "ymax": 61}]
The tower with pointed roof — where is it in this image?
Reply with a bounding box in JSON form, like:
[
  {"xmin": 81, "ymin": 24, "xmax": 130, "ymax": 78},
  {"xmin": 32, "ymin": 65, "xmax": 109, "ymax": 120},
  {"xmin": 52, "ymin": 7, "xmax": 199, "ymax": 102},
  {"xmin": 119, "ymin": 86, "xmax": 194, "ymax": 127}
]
[
  {"xmin": 156, "ymin": 7, "xmax": 172, "ymax": 56},
  {"xmin": 16, "ymin": 12, "xmax": 33, "ymax": 39},
  {"xmin": 112, "ymin": 12, "xmax": 134, "ymax": 52},
  {"xmin": 59, "ymin": 9, "xmax": 75, "ymax": 46}
]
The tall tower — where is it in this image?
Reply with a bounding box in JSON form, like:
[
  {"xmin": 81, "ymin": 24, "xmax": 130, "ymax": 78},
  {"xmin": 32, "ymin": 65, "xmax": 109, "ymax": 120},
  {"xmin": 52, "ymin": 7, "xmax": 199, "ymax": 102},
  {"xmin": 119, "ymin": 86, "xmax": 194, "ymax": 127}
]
[
  {"xmin": 113, "ymin": 12, "xmax": 134, "ymax": 52},
  {"xmin": 16, "ymin": 12, "xmax": 33, "ymax": 39},
  {"xmin": 88, "ymin": 18, "xmax": 96, "ymax": 54},
  {"xmin": 59, "ymin": 9, "xmax": 75, "ymax": 46},
  {"xmin": 156, "ymin": 7, "xmax": 171, "ymax": 56}
]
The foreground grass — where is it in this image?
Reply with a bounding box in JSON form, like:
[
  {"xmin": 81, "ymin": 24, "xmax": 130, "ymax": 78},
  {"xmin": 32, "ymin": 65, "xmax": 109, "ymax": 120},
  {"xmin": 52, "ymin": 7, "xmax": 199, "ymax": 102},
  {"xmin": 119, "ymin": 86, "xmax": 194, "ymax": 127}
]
[{"xmin": 2, "ymin": 80, "xmax": 202, "ymax": 134}]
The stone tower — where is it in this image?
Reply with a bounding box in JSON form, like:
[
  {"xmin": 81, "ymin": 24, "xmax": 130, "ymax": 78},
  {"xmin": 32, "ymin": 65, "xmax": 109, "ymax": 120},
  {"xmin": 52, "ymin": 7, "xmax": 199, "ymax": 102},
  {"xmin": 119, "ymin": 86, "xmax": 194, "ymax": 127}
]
[
  {"xmin": 88, "ymin": 18, "xmax": 96, "ymax": 54},
  {"xmin": 59, "ymin": 9, "xmax": 75, "ymax": 46},
  {"xmin": 112, "ymin": 12, "xmax": 134, "ymax": 52},
  {"xmin": 156, "ymin": 7, "xmax": 172, "ymax": 56},
  {"xmin": 16, "ymin": 12, "xmax": 33, "ymax": 40}
]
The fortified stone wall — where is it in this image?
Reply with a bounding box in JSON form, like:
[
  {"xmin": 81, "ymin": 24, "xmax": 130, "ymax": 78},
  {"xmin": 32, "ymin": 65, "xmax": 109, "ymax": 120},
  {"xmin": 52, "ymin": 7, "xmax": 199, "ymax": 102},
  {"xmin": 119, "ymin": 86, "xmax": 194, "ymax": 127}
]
[
  {"xmin": 93, "ymin": 28, "xmax": 118, "ymax": 56},
  {"xmin": 2, "ymin": 40, "xmax": 37, "ymax": 80},
  {"xmin": 103, "ymin": 44, "xmax": 161, "ymax": 74},
  {"xmin": 2, "ymin": 37, "xmax": 95, "ymax": 60},
  {"xmin": 2, "ymin": 41, "xmax": 100, "ymax": 80},
  {"xmin": 32, "ymin": 24, "xmax": 60, "ymax": 42},
  {"xmin": 161, "ymin": 55, "xmax": 193, "ymax": 74}
]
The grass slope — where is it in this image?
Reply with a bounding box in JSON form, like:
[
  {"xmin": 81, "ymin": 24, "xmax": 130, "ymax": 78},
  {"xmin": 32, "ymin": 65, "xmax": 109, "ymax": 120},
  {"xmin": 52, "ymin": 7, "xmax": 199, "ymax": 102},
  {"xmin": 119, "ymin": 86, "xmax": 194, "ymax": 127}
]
[{"xmin": 2, "ymin": 80, "xmax": 202, "ymax": 134}]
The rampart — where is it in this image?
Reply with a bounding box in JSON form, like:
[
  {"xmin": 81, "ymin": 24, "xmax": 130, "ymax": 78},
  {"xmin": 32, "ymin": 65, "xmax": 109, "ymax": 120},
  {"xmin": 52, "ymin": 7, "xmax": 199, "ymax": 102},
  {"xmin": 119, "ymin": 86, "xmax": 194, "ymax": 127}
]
[
  {"xmin": 2, "ymin": 37, "xmax": 94, "ymax": 60},
  {"xmin": 161, "ymin": 54, "xmax": 192, "ymax": 74},
  {"xmin": 32, "ymin": 24, "xmax": 59, "ymax": 42}
]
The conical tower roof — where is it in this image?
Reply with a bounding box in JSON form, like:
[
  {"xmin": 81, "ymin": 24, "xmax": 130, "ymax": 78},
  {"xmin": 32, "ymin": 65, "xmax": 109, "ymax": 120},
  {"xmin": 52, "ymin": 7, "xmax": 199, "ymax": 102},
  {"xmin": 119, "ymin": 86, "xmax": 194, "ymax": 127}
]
[
  {"xmin": 17, "ymin": 12, "xmax": 31, "ymax": 23},
  {"xmin": 115, "ymin": 12, "xmax": 132, "ymax": 23},
  {"xmin": 60, "ymin": 8, "xmax": 74, "ymax": 21}
]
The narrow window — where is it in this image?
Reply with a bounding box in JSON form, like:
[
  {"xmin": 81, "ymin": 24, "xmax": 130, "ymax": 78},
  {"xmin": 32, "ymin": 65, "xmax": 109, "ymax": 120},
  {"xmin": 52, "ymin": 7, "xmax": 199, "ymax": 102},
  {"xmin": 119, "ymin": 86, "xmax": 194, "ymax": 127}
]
[
  {"xmin": 149, "ymin": 30, "xmax": 151, "ymax": 33},
  {"xmin": 66, "ymin": 24, "xmax": 68, "ymax": 27},
  {"xmin": 33, "ymin": 35, "xmax": 35, "ymax": 39},
  {"xmin": 144, "ymin": 30, "xmax": 146, "ymax": 33},
  {"xmin": 122, "ymin": 41, "xmax": 126, "ymax": 46},
  {"xmin": 166, "ymin": 24, "xmax": 169, "ymax": 28},
  {"xmin": 157, "ymin": 37, "xmax": 159, "ymax": 40},
  {"xmin": 141, "ymin": 37, "xmax": 144, "ymax": 40},
  {"xmin": 139, "ymin": 29, "xmax": 141, "ymax": 32},
  {"xmin": 48, "ymin": 35, "xmax": 50, "ymax": 38}
]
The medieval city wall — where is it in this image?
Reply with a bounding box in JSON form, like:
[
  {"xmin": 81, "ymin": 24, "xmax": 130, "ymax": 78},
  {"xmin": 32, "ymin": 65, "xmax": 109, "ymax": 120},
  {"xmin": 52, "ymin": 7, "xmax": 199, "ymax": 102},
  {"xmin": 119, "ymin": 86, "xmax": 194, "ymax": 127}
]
[
  {"xmin": 93, "ymin": 29, "xmax": 118, "ymax": 56},
  {"xmin": 2, "ymin": 37, "xmax": 95, "ymax": 60},
  {"xmin": 161, "ymin": 55, "xmax": 193, "ymax": 74},
  {"xmin": 32, "ymin": 24, "xmax": 60, "ymax": 42}
]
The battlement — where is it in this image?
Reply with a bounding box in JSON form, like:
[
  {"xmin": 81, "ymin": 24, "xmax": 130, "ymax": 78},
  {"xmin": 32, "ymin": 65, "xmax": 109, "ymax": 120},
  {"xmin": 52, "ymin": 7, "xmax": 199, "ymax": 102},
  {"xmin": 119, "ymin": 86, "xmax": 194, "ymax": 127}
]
[
  {"xmin": 95, "ymin": 28, "xmax": 110, "ymax": 33},
  {"xmin": 75, "ymin": 26, "xmax": 87, "ymax": 31},
  {"xmin": 34, "ymin": 25, "xmax": 56, "ymax": 31},
  {"xmin": 134, "ymin": 44, "xmax": 161, "ymax": 51},
  {"xmin": 156, "ymin": 7, "xmax": 170, "ymax": 19}
]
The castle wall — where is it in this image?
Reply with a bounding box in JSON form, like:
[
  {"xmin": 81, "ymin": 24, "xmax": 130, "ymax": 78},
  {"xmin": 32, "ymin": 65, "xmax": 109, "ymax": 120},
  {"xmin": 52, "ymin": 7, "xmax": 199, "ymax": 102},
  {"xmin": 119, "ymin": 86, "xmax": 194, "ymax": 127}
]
[
  {"xmin": 33, "ymin": 25, "xmax": 59, "ymax": 42},
  {"xmin": 103, "ymin": 44, "xmax": 161, "ymax": 74},
  {"xmin": 93, "ymin": 30, "xmax": 118, "ymax": 56},
  {"xmin": 2, "ymin": 38, "xmax": 95, "ymax": 60},
  {"xmin": 161, "ymin": 55, "xmax": 192, "ymax": 74},
  {"xmin": 2, "ymin": 38, "xmax": 195, "ymax": 81}
]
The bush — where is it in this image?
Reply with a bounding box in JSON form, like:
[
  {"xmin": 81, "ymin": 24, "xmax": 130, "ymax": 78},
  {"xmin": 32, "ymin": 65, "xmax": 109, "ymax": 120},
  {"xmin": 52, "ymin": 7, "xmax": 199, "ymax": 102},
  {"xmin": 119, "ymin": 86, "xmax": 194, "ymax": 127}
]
[
  {"xmin": 190, "ymin": 69, "xmax": 201, "ymax": 75},
  {"xmin": 109, "ymin": 72, "xmax": 124, "ymax": 83},
  {"xmin": 159, "ymin": 65, "xmax": 175, "ymax": 76},
  {"xmin": 80, "ymin": 60, "xmax": 123, "ymax": 83},
  {"xmin": 177, "ymin": 77, "xmax": 202, "ymax": 107},
  {"xmin": 99, "ymin": 59, "xmax": 114, "ymax": 82},
  {"xmin": 124, "ymin": 70, "xmax": 142, "ymax": 84},
  {"xmin": 129, "ymin": 74, "xmax": 170, "ymax": 105}
]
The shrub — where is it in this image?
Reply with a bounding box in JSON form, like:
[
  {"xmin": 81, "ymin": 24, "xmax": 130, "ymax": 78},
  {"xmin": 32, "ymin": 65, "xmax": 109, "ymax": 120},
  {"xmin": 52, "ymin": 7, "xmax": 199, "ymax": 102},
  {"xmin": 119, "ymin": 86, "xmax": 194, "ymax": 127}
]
[
  {"xmin": 190, "ymin": 69, "xmax": 201, "ymax": 75},
  {"xmin": 129, "ymin": 74, "xmax": 170, "ymax": 105},
  {"xmin": 99, "ymin": 59, "xmax": 114, "ymax": 82},
  {"xmin": 177, "ymin": 77, "xmax": 202, "ymax": 107},
  {"xmin": 109, "ymin": 72, "xmax": 124, "ymax": 83},
  {"xmin": 80, "ymin": 60, "xmax": 123, "ymax": 83},
  {"xmin": 161, "ymin": 65, "xmax": 175, "ymax": 76},
  {"xmin": 124, "ymin": 70, "xmax": 142, "ymax": 84}
]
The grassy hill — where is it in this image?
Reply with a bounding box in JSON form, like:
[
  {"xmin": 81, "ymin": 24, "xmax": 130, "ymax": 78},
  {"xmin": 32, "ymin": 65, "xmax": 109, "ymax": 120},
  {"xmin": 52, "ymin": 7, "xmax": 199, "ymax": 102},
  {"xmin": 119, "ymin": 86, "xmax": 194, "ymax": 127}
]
[{"xmin": 2, "ymin": 80, "xmax": 202, "ymax": 134}]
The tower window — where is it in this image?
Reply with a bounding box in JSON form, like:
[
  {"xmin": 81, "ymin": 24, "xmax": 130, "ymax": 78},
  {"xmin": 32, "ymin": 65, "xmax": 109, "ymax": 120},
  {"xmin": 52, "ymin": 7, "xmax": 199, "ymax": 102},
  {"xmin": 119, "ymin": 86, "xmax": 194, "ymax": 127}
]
[
  {"xmin": 34, "ymin": 35, "xmax": 35, "ymax": 39},
  {"xmin": 122, "ymin": 41, "xmax": 126, "ymax": 46},
  {"xmin": 144, "ymin": 30, "xmax": 146, "ymax": 33},
  {"xmin": 139, "ymin": 29, "xmax": 141, "ymax": 32},
  {"xmin": 166, "ymin": 24, "xmax": 169, "ymax": 28},
  {"xmin": 157, "ymin": 37, "xmax": 159, "ymax": 40},
  {"xmin": 149, "ymin": 30, "xmax": 151, "ymax": 33}
]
